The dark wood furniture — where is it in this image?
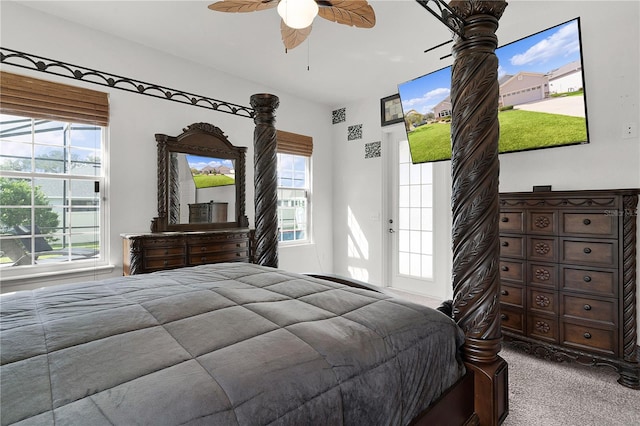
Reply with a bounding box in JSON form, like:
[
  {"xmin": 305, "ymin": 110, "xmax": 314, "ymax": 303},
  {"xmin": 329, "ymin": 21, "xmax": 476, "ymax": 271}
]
[
  {"xmin": 121, "ymin": 229, "xmax": 250, "ymax": 276},
  {"xmin": 122, "ymin": 122, "xmax": 252, "ymax": 276},
  {"xmin": 499, "ymin": 189, "xmax": 639, "ymax": 389},
  {"xmin": 151, "ymin": 122, "xmax": 249, "ymax": 232}
]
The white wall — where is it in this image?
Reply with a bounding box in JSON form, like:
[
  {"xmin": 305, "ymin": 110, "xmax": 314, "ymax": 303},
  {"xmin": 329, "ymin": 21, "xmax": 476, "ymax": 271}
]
[
  {"xmin": 0, "ymin": 1, "xmax": 333, "ymax": 291},
  {"xmin": 331, "ymin": 1, "xmax": 639, "ymax": 305}
]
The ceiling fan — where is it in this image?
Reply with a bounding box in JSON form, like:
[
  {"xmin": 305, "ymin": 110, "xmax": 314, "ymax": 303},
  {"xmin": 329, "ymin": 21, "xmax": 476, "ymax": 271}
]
[{"xmin": 208, "ymin": 0, "xmax": 376, "ymax": 50}]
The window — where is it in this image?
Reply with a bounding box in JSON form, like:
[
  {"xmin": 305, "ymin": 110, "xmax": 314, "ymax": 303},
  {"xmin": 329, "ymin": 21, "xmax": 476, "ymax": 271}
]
[
  {"xmin": 0, "ymin": 72, "xmax": 108, "ymax": 275},
  {"xmin": 398, "ymin": 143, "xmax": 433, "ymax": 279},
  {"xmin": 277, "ymin": 153, "xmax": 309, "ymax": 243},
  {"xmin": 276, "ymin": 130, "xmax": 312, "ymax": 244}
]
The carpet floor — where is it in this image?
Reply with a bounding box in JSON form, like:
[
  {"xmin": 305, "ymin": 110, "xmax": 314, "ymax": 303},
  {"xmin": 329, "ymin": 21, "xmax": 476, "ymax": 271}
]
[
  {"xmin": 385, "ymin": 288, "xmax": 639, "ymax": 425},
  {"xmin": 500, "ymin": 345, "xmax": 640, "ymax": 426}
]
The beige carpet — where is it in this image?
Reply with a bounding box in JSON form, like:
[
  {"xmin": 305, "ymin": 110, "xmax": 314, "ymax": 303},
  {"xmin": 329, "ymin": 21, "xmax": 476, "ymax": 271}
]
[
  {"xmin": 385, "ymin": 288, "xmax": 640, "ymax": 425},
  {"xmin": 500, "ymin": 345, "xmax": 640, "ymax": 426}
]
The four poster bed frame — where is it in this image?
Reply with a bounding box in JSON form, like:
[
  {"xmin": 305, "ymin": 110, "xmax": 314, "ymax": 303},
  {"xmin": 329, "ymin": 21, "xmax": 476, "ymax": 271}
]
[
  {"xmin": 0, "ymin": 1, "xmax": 509, "ymax": 424},
  {"xmin": 250, "ymin": 1, "xmax": 509, "ymax": 424}
]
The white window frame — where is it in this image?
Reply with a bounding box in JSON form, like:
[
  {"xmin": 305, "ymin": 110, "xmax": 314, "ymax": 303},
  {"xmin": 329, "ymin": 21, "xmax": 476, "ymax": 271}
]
[
  {"xmin": 0, "ymin": 114, "xmax": 109, "ymax": 280},
  {"xmin": 276, "ymin": 152, "xmax": 311, "ymax": 245}
]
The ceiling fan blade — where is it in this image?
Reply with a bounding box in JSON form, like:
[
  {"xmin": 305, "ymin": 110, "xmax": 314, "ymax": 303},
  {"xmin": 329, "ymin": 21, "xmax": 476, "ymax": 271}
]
[
  {"xmin": 281, "ymin": 21, "xmax": 313, "ymax": 50},
  {"xmin": 208, "ymin": 0, "xmax": 277, "ymax": 13},
  {"xmin": 317, "ymin": 0, "xmax": 376, "ymax": 28}
]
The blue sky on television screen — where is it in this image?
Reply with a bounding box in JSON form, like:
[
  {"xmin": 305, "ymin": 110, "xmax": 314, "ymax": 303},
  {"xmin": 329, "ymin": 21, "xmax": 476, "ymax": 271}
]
[{"xmin": 398, "ymin": 18, "xmax": 582, "ymax": 116}]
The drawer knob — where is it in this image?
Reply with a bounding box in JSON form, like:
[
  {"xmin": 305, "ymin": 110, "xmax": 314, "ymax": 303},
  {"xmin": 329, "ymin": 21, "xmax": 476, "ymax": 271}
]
[
  {"xmin": 501, "ymin": 217, "xmax": 509, "ymax": 222},
  {"xmin": 164, "ymin": 249, "xmax": 169, "ymax": 255},
  {"xmin": 583, "ymin": 247, "xmax": 592, "ymax": 254},
  {"xmin": 501, "ymin": 290, "xmax": 508, "ymax": 296},
  {"xmin": 501, "ymin": 241, "xmax": 509, "ymax": 247},
  {"xmin": 583, "ymin": 275, "xmax": 592, "ymax": 283},
  {"xmin": 201, "ymin": 247, "xmax": 206, "ymax": 251},
  {"xmin": 501, "ymin": 266, "xmax": 509, "ymax": 272},
  {"xmin": 201, "ymin": 256, "xmax": 206, "ymax": 261},
  {"xmin": 500, "ymin": 314, "xmax": 508, "ymax": 320},
  {"xmin": 583, "ymin": 332, "xmax": 592, "ymax": 339},
  {"xmin": 163, "ymin": 260, "xmax": 168, "ymax": 266},
  {"xmin": 583, "ymin": 218, "xmax": 591, "ymax": 225},
  {"xmin": 236, "ymin": 252, "xmax": 241, "ymax": 257},
  {"xmin": 583, "ymin": 304, "xmax": 592, "ymax": 311}
]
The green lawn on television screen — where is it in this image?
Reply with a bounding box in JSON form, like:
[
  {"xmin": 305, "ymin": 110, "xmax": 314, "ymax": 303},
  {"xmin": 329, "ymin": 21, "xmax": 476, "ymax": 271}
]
[{"xmin": 408, "ymin": 109, "xmax": 588, "ymax": 164}]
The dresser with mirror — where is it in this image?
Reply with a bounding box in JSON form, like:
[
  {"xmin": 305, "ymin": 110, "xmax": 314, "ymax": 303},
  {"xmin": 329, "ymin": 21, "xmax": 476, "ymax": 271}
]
[{"xmin": 122, "ymin": 123, "xmax": 251, "ymax": 275}]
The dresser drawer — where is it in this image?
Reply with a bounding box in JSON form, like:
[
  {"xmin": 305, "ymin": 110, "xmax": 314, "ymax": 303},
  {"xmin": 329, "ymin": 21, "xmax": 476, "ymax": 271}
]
[
  {"xmin": 500, "ymin": 236, "xmax": 525, "ymax": 258},
  {"xmin": 562, "ymin": 322, "xmax": 616, "ymax": 356},
  {"xmin": 144, "ymin": 256, "xmax": 186, "ymax": 270},
  {"xmin": 527, "ymin": 210, "xmax": 557, "ymax": 235},
  {"xmin": 527, "ymin": 313, "xmax": 558, "ymax": 343},
  {"xmin": 561, "ymin": 266, "xmax": 616, "ymax": 297},
  {"xmin": 500, "ymin": 284, "xmax": 524, "ymax": 308},
  {"xmin": 527, "ymin": 237, "xmax": 558, "ymax": 262},
  {"xmin": 144, "ymin": 246, "xmax": 186, "ymax": 258},
  {"xmin": 500, "ymin": 306, "xmax": 525, "ymax": 334},
  {"xmin": 499, "ymin": 211, "xmax": 524, "ymax": 233},
  {"xmin": 561, "ymin": 212, "xmax": 616, "ymax": 237},
  {"xmin": 189, "ymin": 250, "xmax": 248, "ymax": 265},
  {"xmin": 499, "ymin": 260, "xmax": 524, "ymax": 283},
  {"xmin": 528, "ymin": 288, "xmax": 557, "ymax": 315},
  {"xmin": 189, "ymin": 240, "xmax": 249, "ymax": 255},
  {"xmin": 528, "ymin": 262, "xmax": 558, "ymax": 289},
  {"xmin": 561, "ymin": 239, "xmax": 616, "ymax": 267},
  {"xmin": 561, "ymin": 294, "xmax": 616, "ymax": 326},
  {"xmin": 189, "ymin": 232, "xmax": 250, "ymax": 245}
]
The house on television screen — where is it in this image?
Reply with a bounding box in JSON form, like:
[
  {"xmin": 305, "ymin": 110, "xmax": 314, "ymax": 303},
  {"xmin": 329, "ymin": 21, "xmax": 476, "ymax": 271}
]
[
  {"xmin": 498, "ymin": 72, "xmax": 548, "ymax": 107},
  {"xmin": 548, "ymin": 60, "xmax": 583, "ymax": 94}
]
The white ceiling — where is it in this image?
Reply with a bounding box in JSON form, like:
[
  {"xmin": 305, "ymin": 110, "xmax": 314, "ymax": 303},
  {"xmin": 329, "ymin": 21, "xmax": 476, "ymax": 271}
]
[{"xmin": 12, "ymin": 0, "xmax": 526, "ymax": 107}]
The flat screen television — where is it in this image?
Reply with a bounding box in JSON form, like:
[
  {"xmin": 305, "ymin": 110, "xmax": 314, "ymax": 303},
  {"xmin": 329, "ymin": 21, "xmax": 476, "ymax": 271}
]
[{"xmin": 398, "ymin": 17, "xmax": 589, "ymax": 163}]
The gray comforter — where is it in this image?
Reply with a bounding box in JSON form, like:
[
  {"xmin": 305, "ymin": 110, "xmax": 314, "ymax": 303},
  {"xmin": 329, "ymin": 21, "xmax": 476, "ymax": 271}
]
[{"xmin": 1, "ymin": 263, "xmax": 466, "ymax": 425}]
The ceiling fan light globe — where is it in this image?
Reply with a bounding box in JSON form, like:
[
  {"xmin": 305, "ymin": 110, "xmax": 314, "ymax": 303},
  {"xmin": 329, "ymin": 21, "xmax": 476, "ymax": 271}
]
[{"xmin": 277, "ymin": 0, "xmax": 318, "ymax": 29}]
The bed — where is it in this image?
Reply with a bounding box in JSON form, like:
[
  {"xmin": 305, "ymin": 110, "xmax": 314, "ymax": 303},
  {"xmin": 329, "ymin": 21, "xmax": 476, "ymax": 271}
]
[
  {"xmin": 1, "ymin": 263, "xmax": 468, "ymax": 425},
  {"xmin": 1, "ymin": 1, "xmax": 509, "ymax": 424}
]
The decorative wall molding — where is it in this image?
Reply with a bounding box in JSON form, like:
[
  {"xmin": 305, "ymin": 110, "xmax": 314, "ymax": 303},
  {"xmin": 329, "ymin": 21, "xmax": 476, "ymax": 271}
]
[{"xmin": 0, "ymin": 47, "xmax": 254, "ymax": 119}]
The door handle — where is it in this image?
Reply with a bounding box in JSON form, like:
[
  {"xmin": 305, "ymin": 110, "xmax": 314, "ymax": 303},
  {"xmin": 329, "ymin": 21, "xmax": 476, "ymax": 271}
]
[{"xmin": 388, "ymin": 228, "xmax": 395, "ymax": 233}]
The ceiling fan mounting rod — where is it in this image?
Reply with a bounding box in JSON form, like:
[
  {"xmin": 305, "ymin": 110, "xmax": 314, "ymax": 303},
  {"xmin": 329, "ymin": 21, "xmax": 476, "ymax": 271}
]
[{"xmin": 415, "ymin": 0, "xmax": 467, "ymax": 41}]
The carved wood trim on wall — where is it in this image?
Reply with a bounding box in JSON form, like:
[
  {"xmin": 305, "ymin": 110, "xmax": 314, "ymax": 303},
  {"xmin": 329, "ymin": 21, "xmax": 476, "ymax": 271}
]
[{"xmin": 0, "ymin": 47, "xmax": 254, "ymax": 118}]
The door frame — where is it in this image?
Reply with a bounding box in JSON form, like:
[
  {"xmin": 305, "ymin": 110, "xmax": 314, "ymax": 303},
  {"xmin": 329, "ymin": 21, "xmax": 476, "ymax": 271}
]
[{"xmin": 381, "ymin": 127, "xmax": 454, "ymax": 300}]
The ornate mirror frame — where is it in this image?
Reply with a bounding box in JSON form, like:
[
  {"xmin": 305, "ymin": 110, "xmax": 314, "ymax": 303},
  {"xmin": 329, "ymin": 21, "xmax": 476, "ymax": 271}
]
[{"xmin": 151, "ymin": 122, "xmax": 249, "ymax": 232}]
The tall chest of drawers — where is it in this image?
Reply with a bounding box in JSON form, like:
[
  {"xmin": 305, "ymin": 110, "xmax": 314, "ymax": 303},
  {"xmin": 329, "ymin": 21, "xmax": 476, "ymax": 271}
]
[
  {"xmin": 122, "ymin": 229, "xmax": 251, "ymax": 276},
  {"xmin": 499, "ymin": 189, "xmax": 639, "ymax": 388}
]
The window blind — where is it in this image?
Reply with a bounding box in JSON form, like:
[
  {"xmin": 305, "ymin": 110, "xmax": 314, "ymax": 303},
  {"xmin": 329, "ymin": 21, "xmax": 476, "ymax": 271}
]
[
  {"xmin": 276, "ymin": 129, "xmax": 313, "ymax": 157},
  {"xmin": 0, "ymin": 71, "xmax": 109, "ymax": 126}
]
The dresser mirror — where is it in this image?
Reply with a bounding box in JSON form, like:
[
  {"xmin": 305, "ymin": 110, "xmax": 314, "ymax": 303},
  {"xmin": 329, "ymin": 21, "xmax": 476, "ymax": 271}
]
[{"xmin": 151, "ymin": 122, "xmax": 248, "ymax": 232}]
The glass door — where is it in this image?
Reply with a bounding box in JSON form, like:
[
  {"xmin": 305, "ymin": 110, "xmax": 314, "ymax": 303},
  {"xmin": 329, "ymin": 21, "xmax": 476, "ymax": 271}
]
[{"xmin": 386, "ymin": 134, "xmax": 435, "ymax": 294}]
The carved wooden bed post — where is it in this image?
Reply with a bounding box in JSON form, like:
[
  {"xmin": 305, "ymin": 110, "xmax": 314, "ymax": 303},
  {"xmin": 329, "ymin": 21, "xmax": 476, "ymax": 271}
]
[
  {"xmin": 448, "ymin": 1, "xmax": 508, "ymax": 424},
  {"xmin": 251, "ymin": 93, "xmax": 280, "ymax": 268}
]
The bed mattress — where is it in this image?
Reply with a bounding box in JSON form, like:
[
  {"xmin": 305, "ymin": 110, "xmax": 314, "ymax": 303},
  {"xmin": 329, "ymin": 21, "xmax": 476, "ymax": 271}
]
[{"xmin": 1, "ymin": 263, "xmax": 465, "ymax": 425}]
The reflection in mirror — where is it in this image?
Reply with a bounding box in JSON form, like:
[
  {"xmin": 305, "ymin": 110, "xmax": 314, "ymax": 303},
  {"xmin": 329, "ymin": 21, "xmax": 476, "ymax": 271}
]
[{"xmin": 171, "ymin": 153, "xmax": 237, "ymax": 224}]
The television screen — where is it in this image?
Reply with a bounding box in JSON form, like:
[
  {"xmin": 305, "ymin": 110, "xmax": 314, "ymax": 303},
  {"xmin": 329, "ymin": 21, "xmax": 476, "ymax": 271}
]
[{"xmin": 398, "ymin": 17, "xmax": 589, "ymax": 163}]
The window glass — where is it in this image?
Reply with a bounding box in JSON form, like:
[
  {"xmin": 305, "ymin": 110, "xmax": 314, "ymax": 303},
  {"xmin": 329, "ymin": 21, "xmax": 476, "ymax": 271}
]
[
  {"xmin": 277, "ymin": 153, "xmax": 309, "ymax": 244},
  {"xmin": 0, "ymin": 114, "xmax": 104, "ymax": 271}
]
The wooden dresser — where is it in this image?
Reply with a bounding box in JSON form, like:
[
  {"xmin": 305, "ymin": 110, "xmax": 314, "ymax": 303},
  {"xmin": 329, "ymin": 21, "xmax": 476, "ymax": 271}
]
[
  {"xmin": 498, "ymin": 189, "xmax": 639, "ymax": 388},
  {"xmin": 122, "ymin": 229, "xmax": 251, "ymax": 276}
]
